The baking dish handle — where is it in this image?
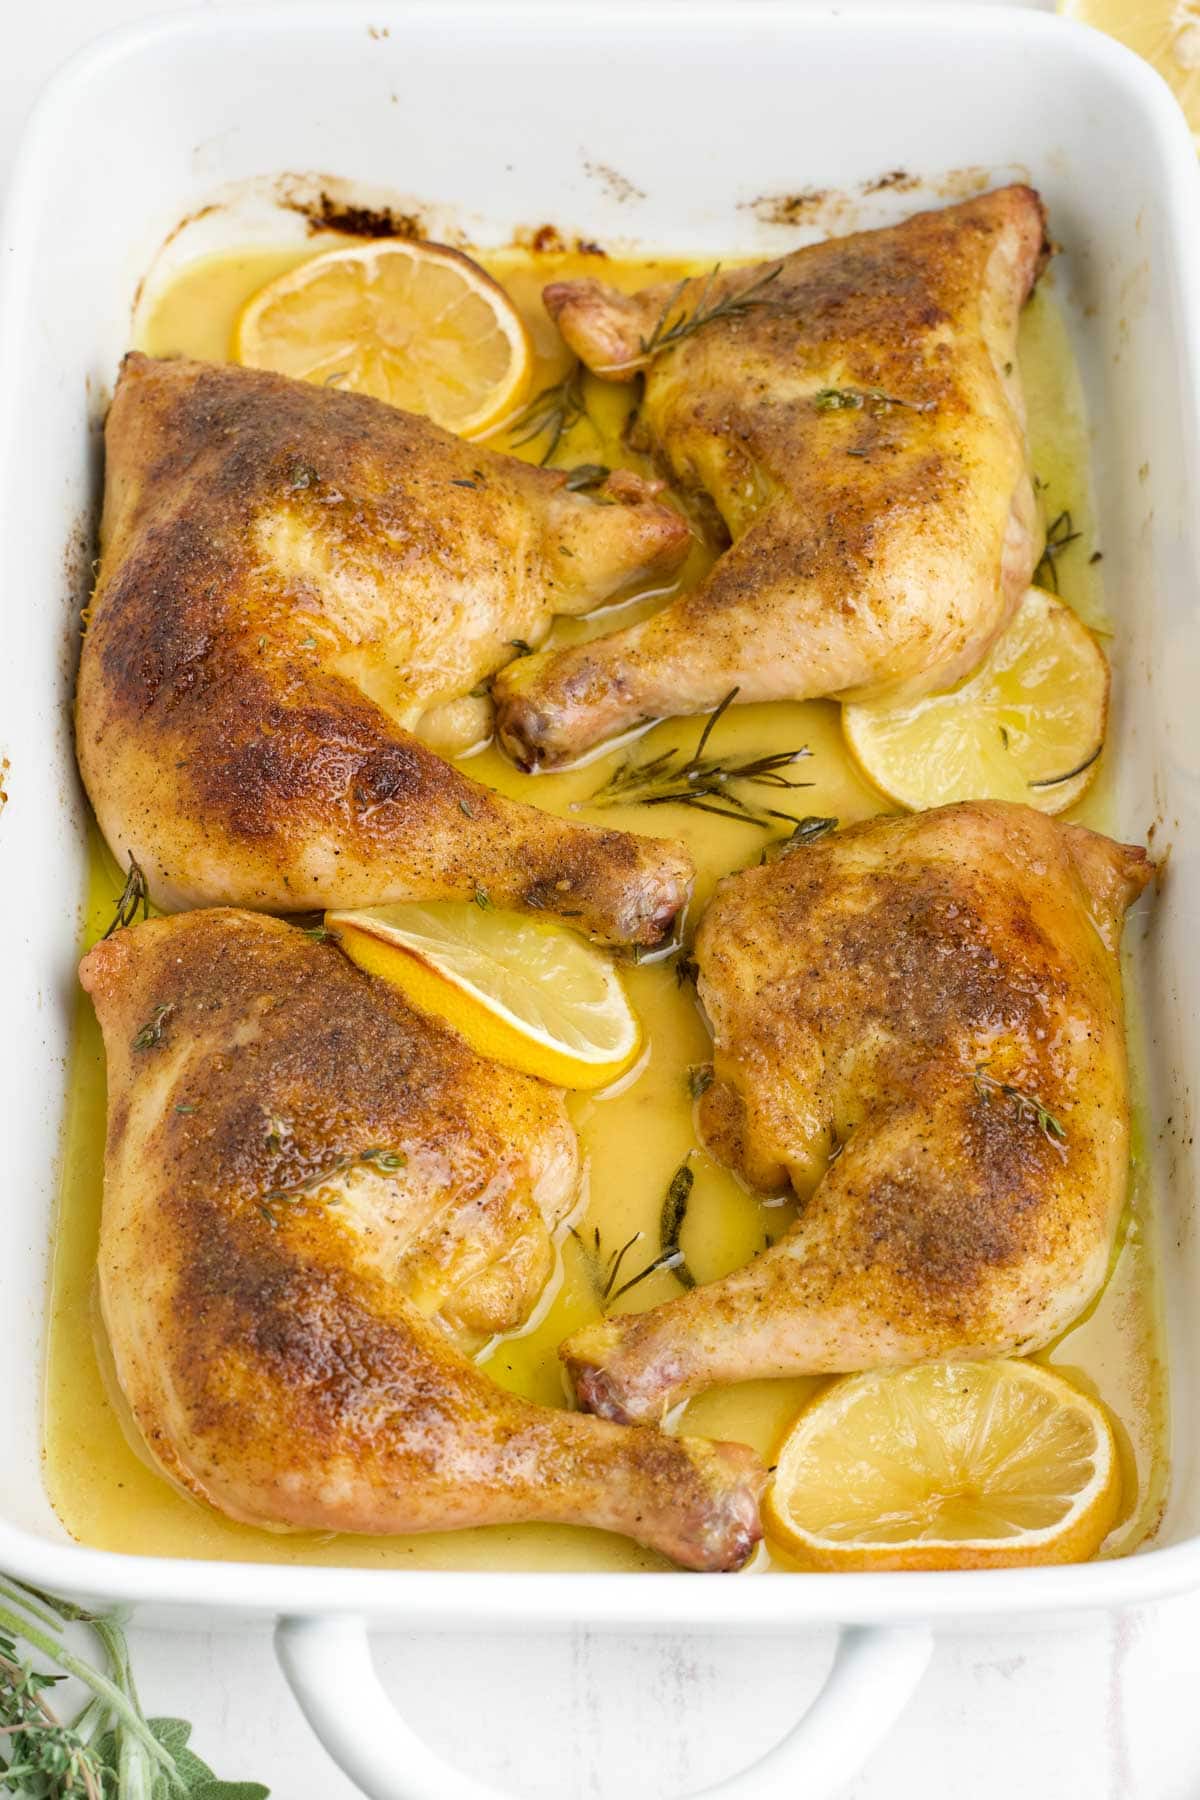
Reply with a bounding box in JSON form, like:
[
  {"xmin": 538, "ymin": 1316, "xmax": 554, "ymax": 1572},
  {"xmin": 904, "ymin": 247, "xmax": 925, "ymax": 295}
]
[{"xmin": 275, "ymin": 1612, "xmax": 932, "ymax": 1799}]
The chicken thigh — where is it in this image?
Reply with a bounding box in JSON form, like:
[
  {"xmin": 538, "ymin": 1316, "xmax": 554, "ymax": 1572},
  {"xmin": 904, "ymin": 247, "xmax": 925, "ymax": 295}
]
[
  {"xmin": 80, "ymin": 909, "xmax": 762, "ymax": 1568},
  {"xmin": 76, "ymin": 354, "xmax": 692, "ymax": 944},
  {"xmin": 562, "ymin": 802, "xmax": 1151, "ymax": 1423},
  {"xmin": 495, "ymin": 187, "xmax": 1048, "ymax": 768}
]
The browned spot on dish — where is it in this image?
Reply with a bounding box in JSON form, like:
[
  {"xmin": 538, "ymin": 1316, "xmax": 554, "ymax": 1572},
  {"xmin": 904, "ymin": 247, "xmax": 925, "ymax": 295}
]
[
  {"xmin": 743, "ymin": 189, "xmax": 830, "ymax": 226},
  {"xmin": 582, "ymin": 161, "xmax": 645, "ymax": 204},
  {"xmin": 861, "ymin": 169, "xmax": 919, "ymax": 195},
  {"xmin": 516, "ymin": 224, "xmax": 609, "ymax": 258},
  {"xmin": 284, "ymin": 189, "xmax": 425, "ymax": 240}
]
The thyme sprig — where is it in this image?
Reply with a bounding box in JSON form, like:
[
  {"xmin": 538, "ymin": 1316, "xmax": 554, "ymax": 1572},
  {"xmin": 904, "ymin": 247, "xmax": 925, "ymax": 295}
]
[
  {"xmin": 259, "ymin": 1144, "xmax": 408, "ymax": 1227},
  {"xmin": 587, "ymin": 688, "xmax": 813, "ymax": 828},
  {"xmin": 627, "ymin": 263, "xmax": 783, "ymax": 368},
  {"xmin": 0, "ymin": 1577, "xmax": 267, "ymax": 1798},
  {"xmin": 509, "ymin": 362, "xmax": 588, "ymax": 465},
  {"xmin": 813, "ymin": 386, "xmax": 935, "ymax": 415},
  {"xmin": 131, "ymin": 1003, "xmax": 173, "ymax": 1052},
  {"xmin": 973, "ymin": 1066, "xmax": 1067, "ymax": 1149},
  {"xmin": 1034, "ymin": 508, "xmax": 1082, "ymax": 593},
  {"xmin": 101, "ymin": 855, "xmax": 148, "ymax": 941}
]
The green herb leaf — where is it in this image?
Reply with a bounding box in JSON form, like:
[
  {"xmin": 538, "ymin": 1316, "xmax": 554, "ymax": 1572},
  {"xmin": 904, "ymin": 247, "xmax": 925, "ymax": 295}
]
[
  {"xmin": 761, "ymin": 815, "xmax": 838, "ymax": 861},
  {"xmin": 0, "ymin": 1585, "xmax": 268, "ymax": 1800},
  {"xmin": 132, "ymin": 1003, "xmax": 174, "ymax": 1051},
  {"xmin": 687, "ymin": 1065, "xmax": 714, "ymax": 1099},
  {"xmin": 562, "ymin": 463, "xmax": 610, "ymax": 492},
  {"xmin": 813, "ymin": 386, "xmax": 934, "ymax": 414},
  {"xmin": 102, "ymin": 854, "xmax": 149, "ymax": 940},
  {"xmin": 1033, "ymin": 507, "xmax": 1082, "ymax": 594},
  {"xmin": 973, "ymin": 1066, "xmax": 1067, "ymax": 1149}
]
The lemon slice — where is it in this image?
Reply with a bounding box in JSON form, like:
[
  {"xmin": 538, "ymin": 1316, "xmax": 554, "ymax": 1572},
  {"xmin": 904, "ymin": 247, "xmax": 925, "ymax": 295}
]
[
  {"xmin": 843, "ymin": 586, "xmax": 1109, "ymax": 814},
  {"xmin": 765, "ymin": 1360, "xmax": 1121, "ymax": 1571},
  {"xmin": 234, "ymin": 241, "xmax": 533, "ymax": 437},
  {"xmin": 1060, "ymin": 0, "xmax": 1200, "ymax": 145},
  {"xmin": 327, "ymin": 902, "xmax": 641, "ymax": 1089}
]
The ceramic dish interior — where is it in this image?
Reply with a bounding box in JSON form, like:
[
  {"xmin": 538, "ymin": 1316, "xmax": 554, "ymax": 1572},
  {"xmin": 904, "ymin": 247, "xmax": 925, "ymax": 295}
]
[{"xmin": 1, "ymin": 4, "xmax": 1199, "ymax": 1639}]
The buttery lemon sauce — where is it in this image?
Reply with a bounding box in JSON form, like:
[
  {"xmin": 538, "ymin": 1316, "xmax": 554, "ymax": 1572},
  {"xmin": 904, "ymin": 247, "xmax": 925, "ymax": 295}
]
[{"xmin": 43, "ymin": 244, "xmax": 1167, "ymax": 1570}]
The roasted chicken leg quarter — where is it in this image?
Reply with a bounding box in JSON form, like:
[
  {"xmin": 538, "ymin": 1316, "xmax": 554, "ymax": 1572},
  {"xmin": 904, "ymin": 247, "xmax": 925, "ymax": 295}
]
[
  {"xmin": 562, "ymin": 802, "xmax": 1151, "ymax": 1423},
  {"xmin": 76, "ymin": 354, "xmax": 693, "ymax": 945},
  {"xmin": 495, "ymin": 186, "xmax": 1048, "ymax": 767},
  {"xmin": 80, "ymin": 909, "xmax": 763, "ymax": 1569}
]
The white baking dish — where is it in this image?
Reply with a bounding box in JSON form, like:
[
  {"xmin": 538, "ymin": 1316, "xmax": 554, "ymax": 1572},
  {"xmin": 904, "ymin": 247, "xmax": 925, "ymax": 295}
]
[{"xmin": 2, "ymin": 4, "xmax": 1199, "ymax": 1795}]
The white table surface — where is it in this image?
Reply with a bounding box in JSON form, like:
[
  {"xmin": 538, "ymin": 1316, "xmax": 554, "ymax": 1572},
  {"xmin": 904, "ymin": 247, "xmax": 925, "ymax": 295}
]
[{"xmin": 7, "ymin": 2, "xmax": 1200, "ymax": 1795}]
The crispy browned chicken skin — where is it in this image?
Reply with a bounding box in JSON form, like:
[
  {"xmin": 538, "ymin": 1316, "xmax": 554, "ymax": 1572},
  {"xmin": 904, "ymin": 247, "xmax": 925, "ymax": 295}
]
[
  {"xmin": 76, "ymin": 354, "xmax": 692, "ymax": 945},
  {"xmin": 495, "ymin": 187, "xmax": 1048, "ymax": 767},
  {"xmin": 80, "ymin": 909, "xmax": 763, "ymax": 1569},
  {"xmin": 563, "ymin": 803, "xmax": 1151, "ymax": 1424}
]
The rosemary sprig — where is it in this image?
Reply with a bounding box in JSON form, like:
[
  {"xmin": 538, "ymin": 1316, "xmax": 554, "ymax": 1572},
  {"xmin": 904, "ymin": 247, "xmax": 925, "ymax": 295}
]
[
  {"xmin": 973, "ymin": 1066, "xmax": 1067, "ymax": 1148},
  {"xmin": 630, "ymin": 263, "xmax": 783, "ymax": 367},
  {"xmin": 509, "ymin": 362, "xmax": 588, "ymax": 465},
  {"xmin": 0, "ymin": 1577, "xmax": 267, "ymax": 1799},
  {"xmin": 812, "ymin": 386, "xmax": 934, "ymax": 414},
  {"xmin": 601, "ymin": 1231, "xmax": 644, "ymax": 1301},
  {"xmin": 101, "ymin": 855, "xmax": 148, "ymax": 940},
  {"xmin": 1034, "ymin": 508, "xmax": 1081, "ymax": 594},
  {"xmin": 587, "ymin": 688, "xmax": 813, "ymax": 828}
]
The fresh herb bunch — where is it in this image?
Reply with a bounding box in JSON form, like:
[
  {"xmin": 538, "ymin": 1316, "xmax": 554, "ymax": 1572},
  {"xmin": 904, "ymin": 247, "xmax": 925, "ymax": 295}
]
[
  {"xmin": 0, "ymin": 1577, "xmax": 268, "ymax": 1798},
  {"xmin": 587, "ymin": 688, "xmax": 813, "ymax": 828}
]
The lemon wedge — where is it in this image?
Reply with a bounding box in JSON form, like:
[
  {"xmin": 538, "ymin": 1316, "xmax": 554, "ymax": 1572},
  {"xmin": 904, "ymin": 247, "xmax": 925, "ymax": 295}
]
[
  {"xmin": 234, "ymin": 241, "xmax": 533, "ymax": 437},
  {"xmin": 1060, "ymin": 0, "xmax": 1200, "ymax": 145},
  {"xmin": 765, "ymin": 1359, "xmax": 1121, "ymax": 1571},
  {"xmin": 327, "ymin": 902, "xmax": 641, "ymax": 1089},
  {"xmin": 842, "ymin": 586, "xmax": 1109, "ymax": 814}
]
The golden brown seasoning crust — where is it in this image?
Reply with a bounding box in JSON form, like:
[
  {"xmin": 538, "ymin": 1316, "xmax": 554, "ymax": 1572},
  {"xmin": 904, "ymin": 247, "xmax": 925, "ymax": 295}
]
[
  {"xmin": 76, "ymin": 353, "xmax": 693, "ymax": 943},
  {"xmin": 80, "ymin": 908, "xmax": 764, "ymax": 1567},
  {"xmin": 494, "ymin": 186, "xmax": 1048, "ymax": 767},
  {"xmin": 562, "ymin": 802, "xmax": 1151, "ymax": 1423}
]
